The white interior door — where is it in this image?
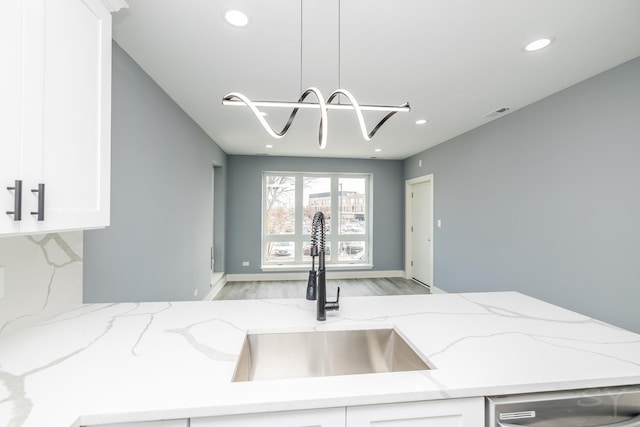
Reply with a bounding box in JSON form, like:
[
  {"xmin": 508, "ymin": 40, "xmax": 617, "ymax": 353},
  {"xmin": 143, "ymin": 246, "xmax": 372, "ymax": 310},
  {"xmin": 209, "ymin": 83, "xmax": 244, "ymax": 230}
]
[{"xmin": 410, "ymin": 180, "xmax": 433, "ymax": 286}]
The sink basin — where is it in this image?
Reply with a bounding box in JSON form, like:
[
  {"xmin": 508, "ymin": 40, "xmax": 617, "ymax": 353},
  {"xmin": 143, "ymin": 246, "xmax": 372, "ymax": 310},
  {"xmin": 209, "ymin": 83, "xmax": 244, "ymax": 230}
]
[{"xmin": 232, "ymin": 327, "xmax": 432, "ymax": 382}]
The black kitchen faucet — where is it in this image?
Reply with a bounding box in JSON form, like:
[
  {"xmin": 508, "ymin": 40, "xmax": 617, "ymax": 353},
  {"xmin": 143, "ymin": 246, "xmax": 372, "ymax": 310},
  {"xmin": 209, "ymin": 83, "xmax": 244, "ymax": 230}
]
[{"xmin": 306, "ymin": 211, "xmax": 340, "ymax": 321}]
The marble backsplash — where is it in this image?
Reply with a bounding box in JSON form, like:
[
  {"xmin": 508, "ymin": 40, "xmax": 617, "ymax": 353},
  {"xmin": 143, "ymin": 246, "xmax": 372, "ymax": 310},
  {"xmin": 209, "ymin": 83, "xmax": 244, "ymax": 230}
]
[{"xmin": 0, "ymin": 232, "xmax": 82, "ymax": 337}]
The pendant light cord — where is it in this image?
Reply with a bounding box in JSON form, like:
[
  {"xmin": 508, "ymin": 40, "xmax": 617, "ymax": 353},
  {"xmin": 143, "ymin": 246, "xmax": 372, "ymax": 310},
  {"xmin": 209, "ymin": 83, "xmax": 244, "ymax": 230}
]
[
  {"xmin": 301, "ymin": 0, "xmax": 341, "ymax": 98},
  {"xmin": 338, "ymin": 0, "xmax": 341, "ymax": 102},
  {"xmin": 300, "ymin": 0, "xmax": 303, "ymax": 95}
]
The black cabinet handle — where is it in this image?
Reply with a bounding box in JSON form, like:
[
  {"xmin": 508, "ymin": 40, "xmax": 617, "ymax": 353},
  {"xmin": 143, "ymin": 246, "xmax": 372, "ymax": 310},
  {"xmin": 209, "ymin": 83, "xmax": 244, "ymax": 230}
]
[
  {"xmin": 6, "ymin": 179, "xmax": 23, "ymax": 221},
  {"xmin": 31, "ymin": 183, "xmax": 45, "ymax": 221}
]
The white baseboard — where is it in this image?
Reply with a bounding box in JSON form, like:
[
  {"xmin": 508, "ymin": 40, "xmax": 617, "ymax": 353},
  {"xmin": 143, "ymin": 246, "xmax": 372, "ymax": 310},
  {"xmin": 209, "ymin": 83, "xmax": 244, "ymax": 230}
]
[
  {"xmin": 204, "ymin": 272, "xmax": 227, "ymax": 300},
  {"xmin": 430, "ymin": 285, "xmax": 447, "ymax": 294},
  {"xmin": 226, "ymin": 270, "xmax": 405, "ymax": 282}
]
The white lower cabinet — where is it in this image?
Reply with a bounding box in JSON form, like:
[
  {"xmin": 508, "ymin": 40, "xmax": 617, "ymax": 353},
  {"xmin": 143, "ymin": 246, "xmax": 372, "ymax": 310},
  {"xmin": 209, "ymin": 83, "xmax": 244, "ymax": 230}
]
[
  {"xmin": 190, "ymin": 407, "xmax": 346, "ymax": 427},
  {"xmin": 190, "ymin": 397, "xmax": 484, "ymax": 427},
  {"xmin": 88, "ymin": 420, "xmax": 188, "ymax": 427},
  {"xmin": 87, "ymin": 397, "xmax": 483, "ymax": 427},
  {"xmin": 347, "ymin": 397, "xmax": 484, "ymax": 427}
]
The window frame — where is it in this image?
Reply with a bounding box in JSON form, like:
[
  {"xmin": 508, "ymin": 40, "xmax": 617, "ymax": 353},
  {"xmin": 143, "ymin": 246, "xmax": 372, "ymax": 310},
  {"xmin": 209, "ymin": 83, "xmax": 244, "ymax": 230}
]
[{"xmin": 262, "ymin": 171, "xmax": 372, "ymax": 269}]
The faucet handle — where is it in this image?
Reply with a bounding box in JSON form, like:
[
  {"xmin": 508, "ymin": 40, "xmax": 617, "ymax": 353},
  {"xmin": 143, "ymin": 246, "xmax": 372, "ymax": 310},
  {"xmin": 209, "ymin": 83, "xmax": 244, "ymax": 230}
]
[{"xmin": 326, "ymin": 286, "xmax": 340, "ymax": 311}]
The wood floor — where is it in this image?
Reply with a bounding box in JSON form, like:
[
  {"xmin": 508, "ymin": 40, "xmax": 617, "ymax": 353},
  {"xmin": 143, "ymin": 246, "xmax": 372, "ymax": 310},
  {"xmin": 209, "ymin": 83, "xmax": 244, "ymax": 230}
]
[{"xmin": 214, "ymin": 277, "xmax": 430, "ymax": 300}]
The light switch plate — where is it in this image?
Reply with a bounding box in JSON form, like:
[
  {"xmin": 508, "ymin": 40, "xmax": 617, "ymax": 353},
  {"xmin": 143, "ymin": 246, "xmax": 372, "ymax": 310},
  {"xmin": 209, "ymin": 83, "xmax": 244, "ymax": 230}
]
[{"xmin": 0, "ymin": 267, "xmax": 5, "ymax": 298}]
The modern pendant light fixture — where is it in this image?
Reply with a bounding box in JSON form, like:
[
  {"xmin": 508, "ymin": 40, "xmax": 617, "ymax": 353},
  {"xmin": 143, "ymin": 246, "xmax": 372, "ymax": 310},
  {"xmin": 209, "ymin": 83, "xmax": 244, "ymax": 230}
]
[{"xmin": 221, "ymin": 1, "xmax": 410, "ymax": 149}]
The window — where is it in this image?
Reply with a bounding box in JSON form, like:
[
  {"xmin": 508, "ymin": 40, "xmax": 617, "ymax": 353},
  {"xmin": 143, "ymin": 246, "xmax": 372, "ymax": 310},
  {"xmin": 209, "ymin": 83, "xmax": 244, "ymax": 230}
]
[
  {"xmin": 264, "ymin": 175, "xmax": 295, "ymax": 262},
  {"xmin": 263, "ymin": 172, "xmax": 370, "ymax": 268}
]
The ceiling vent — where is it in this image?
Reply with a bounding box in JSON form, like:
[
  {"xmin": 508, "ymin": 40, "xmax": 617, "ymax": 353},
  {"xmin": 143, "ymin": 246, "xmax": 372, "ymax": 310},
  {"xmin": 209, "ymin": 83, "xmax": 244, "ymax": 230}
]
[{"xmin": 484, "ymin": 107, "xmax": 510, "ymax": 118}]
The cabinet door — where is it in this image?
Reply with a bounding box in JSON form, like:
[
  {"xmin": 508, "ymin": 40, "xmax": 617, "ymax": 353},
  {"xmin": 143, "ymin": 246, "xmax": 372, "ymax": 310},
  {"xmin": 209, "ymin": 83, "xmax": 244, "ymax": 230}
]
[
  {"xmin": 0, "ymin": 0, "xmax": 25, "ymax": 235},
  {"xmin": 347, "ymin": 397, "xmax": 484, "ymax": 427},
  {"xmin": 88, "ymin": 420, "xmax": 188, "ymax": 427},
  {"xmin": 27, "ymin": 0, "xmax": 112, "ymax": 233},
  {"xmin": 191, "ymin": 407, "xmax": 346, "ymax": 427}
]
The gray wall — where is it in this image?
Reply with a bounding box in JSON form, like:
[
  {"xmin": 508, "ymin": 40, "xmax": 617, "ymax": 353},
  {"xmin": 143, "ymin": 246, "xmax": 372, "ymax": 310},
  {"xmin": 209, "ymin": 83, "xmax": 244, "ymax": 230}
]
[
  {"xmin": 83, "ymin": 43, "xmax": 227, "ymax": 302},
  {"xmin": 226, "ymin": 155, "xmax": 404, "ymax": 274},
  {"xmin": 404, "ymin": 57, "xmax": 640, "ymax": 332}
]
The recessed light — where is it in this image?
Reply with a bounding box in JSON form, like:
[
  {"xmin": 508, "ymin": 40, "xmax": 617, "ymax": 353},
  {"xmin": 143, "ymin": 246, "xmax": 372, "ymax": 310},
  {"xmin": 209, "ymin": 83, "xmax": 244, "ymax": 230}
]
[
  {"xmin": 415, "ymin": 119, "xmax": 428, "ymax": 125},
  {"xmin": 265, "ymin": 144, "xmax": 273, "ymax": 149},
  {"xmin": 374, "ymin": 148, "xmax": 382, "ymax": 152},
  {"xmin": 224, "ymin": 10, "xmax": 249, "ymax": 27},
  {"xmin": 524, "ymin": 37, "xmax": 553, "ymax": 52},
  {"xmin": 259, "ymin": 111, "xmax": 268, "ymax": 117}
]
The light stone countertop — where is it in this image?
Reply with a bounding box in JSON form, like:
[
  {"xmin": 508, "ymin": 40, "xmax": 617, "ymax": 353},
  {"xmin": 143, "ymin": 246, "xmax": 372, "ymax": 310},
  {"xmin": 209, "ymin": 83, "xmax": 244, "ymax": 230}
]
[{"xmin": 1, "ymin": 292, "xmax": 640, "ymax": 426}]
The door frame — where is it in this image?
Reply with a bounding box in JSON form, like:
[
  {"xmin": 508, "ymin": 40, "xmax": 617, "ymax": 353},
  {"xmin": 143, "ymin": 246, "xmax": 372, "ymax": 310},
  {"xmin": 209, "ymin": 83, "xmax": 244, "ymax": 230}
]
[{"xmin": 405, "ymin": 174, "xmax": 434, "ymax": 287}]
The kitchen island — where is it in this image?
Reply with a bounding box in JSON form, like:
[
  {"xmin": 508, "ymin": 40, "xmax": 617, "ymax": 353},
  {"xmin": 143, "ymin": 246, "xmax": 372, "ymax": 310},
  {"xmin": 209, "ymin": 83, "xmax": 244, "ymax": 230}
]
[{"xmin": 1, "ymin": 292, "xmax": 639, "ymax": 426}]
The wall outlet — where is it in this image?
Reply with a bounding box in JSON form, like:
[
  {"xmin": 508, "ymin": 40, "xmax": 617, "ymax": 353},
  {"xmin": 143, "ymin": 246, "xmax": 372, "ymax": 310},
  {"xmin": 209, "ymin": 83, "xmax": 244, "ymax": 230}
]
[
  {"xmin": 419, "ymin": 159, "xmax": 423, "ymax": 167},
  {"xmin": 242, "ymin": 261, "xmax": 250, "ymax": 267},
  {"xmin": 0, "ymin": 267, "xmax": 4, "ymax": 298},
  {"xmin": 437, "ymin": 219, "xmax": 442, "ymax": 228},
  {"xmin": 194, "ymin": 289, "xmax": 199, "ymax": 297}
]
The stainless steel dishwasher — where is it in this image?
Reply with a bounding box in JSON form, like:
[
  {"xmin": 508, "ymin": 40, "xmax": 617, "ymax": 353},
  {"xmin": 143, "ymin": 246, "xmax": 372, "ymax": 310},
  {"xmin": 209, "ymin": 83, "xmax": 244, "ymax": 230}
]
[{"xmin": 486, "ymin": 385, "xmax": 640, "ymax": 426}]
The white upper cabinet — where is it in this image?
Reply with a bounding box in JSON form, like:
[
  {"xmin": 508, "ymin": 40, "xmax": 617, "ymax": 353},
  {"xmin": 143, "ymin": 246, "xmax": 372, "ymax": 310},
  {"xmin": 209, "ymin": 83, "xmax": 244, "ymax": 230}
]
[
  {"xmin": 1, "ymin": 0, "xmax": 123, "ymax": 237},
  {"xmin": 0, "ymin": 0, "xmax": 25, "ymax": 235}
]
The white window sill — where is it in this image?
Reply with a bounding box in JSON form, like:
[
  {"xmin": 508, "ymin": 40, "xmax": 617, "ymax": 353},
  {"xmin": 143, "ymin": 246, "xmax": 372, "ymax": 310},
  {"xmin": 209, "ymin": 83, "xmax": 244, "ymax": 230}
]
[{"xmin": 262, "ymin": 263, "xmax": 373, "ymax": 272}]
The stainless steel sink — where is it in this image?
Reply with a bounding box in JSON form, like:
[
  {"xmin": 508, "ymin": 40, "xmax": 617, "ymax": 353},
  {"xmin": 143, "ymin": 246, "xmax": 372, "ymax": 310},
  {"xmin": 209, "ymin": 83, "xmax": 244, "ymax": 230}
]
[{"xmin": 232, "ymin": 328, "xmax": 432, "ymax": 382}]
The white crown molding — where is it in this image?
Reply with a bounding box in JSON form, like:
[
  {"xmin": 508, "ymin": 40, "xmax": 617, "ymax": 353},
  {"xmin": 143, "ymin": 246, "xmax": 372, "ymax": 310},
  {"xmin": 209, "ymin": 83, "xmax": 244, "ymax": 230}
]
[{"xmin": 100, "ymin": 0, "xmax": 129, "ymax": 12}]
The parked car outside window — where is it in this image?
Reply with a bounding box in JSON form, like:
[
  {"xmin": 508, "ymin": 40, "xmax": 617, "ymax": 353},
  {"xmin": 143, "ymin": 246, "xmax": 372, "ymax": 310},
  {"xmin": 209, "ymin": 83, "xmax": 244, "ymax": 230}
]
[{"xmin": 270, "ymin": 242, "xmax": 293, "ymax": 256}]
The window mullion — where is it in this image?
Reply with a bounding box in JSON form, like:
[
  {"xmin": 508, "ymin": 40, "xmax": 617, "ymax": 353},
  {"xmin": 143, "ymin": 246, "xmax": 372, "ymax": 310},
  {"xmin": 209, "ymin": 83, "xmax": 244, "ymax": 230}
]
[
  {"xmin": 295, "ymin": 174, "xmax": 304, "ymax": 264},
  {"xmin": 366, "ymin": 174, "xmax": 371, "ymax": 261},
  {"xmin": 262, "ymin": 172, "xmax": 267, "ymax": 265},
  {"xmin": 330, "ymin": 175, "xmax": 340, "ymax": 263}
]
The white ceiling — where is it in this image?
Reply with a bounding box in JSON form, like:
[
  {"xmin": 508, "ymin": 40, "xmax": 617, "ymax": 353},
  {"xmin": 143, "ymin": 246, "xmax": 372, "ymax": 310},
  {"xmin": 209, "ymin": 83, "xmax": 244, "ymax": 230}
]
[{"xmin": 112, "ymin": 0, "xmax": 640, "ymax": 160}]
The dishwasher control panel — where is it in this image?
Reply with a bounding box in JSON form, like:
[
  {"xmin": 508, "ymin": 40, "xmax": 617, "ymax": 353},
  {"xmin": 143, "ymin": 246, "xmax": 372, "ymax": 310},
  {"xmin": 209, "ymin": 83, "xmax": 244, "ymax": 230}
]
[{"xmin": 486, "ymin": 385, "xmax": 640, "ymax": 426}]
